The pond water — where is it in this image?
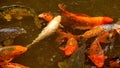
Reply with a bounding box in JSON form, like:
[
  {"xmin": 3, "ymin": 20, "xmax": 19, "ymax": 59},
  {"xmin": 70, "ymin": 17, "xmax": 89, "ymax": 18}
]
[{"xmin": 0, "ymin": 0, "xmax": 120, "ymax": 68}]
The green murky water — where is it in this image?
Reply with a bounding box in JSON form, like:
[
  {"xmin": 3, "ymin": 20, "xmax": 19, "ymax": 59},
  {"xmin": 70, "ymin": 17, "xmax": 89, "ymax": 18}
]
[{"xmin": 0, "ymin": 0, "xmax": 120, "ymax": 68}]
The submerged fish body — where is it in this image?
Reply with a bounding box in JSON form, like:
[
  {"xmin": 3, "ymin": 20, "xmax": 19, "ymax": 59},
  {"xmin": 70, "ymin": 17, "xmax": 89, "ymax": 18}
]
[
  {"xmin": 0, "ymin": 45, "xmax": 27, "ymax": 62},
  {"xmin": 0, "ymin": 5, "xmax": 42, "ymax": 28},
  {"xmin": 58, "ymin": 38, "xmax": 87, "ymax": 68},
  {"xmin": 26, "ymin": 15, "xmax": 61, "ymax": 48},
  {"xmin": 1, "ymin": 62, "xmax": 29, "ymax": 68},
  {"xmin": 87, "ymin": 39, "xmax": 106, "ymax": 67},
  {"xmin": 0, "ymin": 27, "xmax": 27, "ymax": 46}
]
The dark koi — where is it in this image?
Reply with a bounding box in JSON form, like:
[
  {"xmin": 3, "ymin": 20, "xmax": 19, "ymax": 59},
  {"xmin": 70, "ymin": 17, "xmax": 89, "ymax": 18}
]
[
  {"xmin": 0, "ymin": 5, "xmax": 42, "ymax": 28},
  {"xmin": 0, "ymin": 27, "xmax": 27, "ymax": 46}
]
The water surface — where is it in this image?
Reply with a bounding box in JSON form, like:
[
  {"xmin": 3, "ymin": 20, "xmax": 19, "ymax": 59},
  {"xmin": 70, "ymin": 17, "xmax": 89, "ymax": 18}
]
[{"xmin": 0, "ymin": 0, "xmax": 120, "ymax": 68}]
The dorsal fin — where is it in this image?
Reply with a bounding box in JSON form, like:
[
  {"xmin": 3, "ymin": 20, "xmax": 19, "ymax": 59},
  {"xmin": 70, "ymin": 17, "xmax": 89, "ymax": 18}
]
[{"xmin": 74, "ymin": 13, "xmax": 91, "ymax": 17}]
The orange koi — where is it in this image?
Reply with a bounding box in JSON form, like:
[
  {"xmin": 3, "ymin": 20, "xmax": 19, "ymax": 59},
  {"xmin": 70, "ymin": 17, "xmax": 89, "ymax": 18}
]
[
  {"xmin": 1, "ymin": 62, "xmax": 29, "ymax": 68},
  {"xmin": 56, "ymin": 29, "xmax": 78, "ymax": 56},
  {"xmin": 38, "ymin": 12, "xmax": 54, "ymax": 22},
  {"xmin": 58, "ymin": 4, "xmax": 113, "ymax": 26},
  {"xmin": 87, "ymin": 39, "xmax": 107, "ymax": 67},
  {"xmin": 59, "ymin": 37, "xmax": 78, "ymax": 56},
  {"xmin": 0, "ymin": 45, "xmax": 27, "ymax": 63}
]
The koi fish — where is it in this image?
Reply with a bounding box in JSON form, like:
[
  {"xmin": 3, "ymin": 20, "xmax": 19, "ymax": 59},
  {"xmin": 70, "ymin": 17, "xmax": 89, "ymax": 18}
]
[
  {"xmin": 0, "ymin": 5, "xmax": 42, "ymax": 28},
  {"xmin": 0, "ymin": 27, "xmax": 27, "ymax": 46},
  {"xmin": 38, "ymin": 12, "xmax": 54, "ymax": 22},
  {"xmin": 56, "ymin": 29, "xmax": 78, "ymax": 43},
  {"xmin": 58, "ymin": 37, "xmax": 87, "ymax": 68},
  {"xmin": 56, "ymin": 29, "xmax": 78, "ymax": 56},
  {"xmin": 1, "ymin": 62, "xmax": 29, "ymax": 68},
  {"xmin": 58, "ymin": 4, "xmax": 113, "ymax": 26},
  {"xmin": 59, "ymin": 37, "xmax": 78, "ymax": 56},
  {"xmin": 87, "ymin": 39, "xmax": 107, "ymax": 67},
  {"xmin": 26, "ymin": 15, "xmax": 61, "ymax": 48},
  {"xmin": 81, "ymin": 24, "xmax": 120, "ymax": 39},
  {"xmin": 0, "ymin": 45, "xmax": 27, "ymax": 63},
  {"xmin": 58, "ymin": 45, "xmax": 86, "ymax": 68}
]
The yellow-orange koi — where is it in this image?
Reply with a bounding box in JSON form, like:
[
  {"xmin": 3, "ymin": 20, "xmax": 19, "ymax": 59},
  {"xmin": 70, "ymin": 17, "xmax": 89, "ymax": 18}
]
[{"xmin": 0, "ymin": 45, "xmax": 27, "ymax": 64}]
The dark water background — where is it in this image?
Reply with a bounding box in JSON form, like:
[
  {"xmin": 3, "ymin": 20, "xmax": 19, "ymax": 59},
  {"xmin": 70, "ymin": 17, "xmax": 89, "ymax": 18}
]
[{"xmin": 0, "ymin": 0, "xmax": 120, "ymax": 68}]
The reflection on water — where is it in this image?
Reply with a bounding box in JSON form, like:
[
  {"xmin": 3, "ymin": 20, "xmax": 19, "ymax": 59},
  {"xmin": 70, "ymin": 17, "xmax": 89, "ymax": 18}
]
[{"xmin": 0, "ymin": 0, "xmax": 120, "ymax": 68}]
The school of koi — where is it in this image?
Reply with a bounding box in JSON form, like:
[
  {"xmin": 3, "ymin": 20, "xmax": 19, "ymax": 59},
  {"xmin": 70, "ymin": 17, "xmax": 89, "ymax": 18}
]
[{"xmin": 0, "ymin": 3, "xmax": 120, "ymax": 68}]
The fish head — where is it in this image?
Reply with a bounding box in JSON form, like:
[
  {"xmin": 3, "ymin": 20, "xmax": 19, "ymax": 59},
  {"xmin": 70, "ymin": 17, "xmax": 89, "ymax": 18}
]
[
  {"xmin": 102, "ymin": 17, "xmax": 113, "ymax": 24},
  {"xmin": 38, "ymin": 12, "xmax": 53, "ymax": 22}
]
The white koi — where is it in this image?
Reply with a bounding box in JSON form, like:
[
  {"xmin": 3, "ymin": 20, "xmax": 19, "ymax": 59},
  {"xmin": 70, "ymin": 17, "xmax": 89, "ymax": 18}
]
[{"xmin": 26, "ymin": 15, "xmax": 61, "ymax": 48}]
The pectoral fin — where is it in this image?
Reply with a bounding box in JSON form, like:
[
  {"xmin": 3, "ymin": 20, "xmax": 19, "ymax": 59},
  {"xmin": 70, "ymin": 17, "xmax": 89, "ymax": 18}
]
[{"xmin": 59, "ymin": 47, "xmax": 65, "ymax": 51}]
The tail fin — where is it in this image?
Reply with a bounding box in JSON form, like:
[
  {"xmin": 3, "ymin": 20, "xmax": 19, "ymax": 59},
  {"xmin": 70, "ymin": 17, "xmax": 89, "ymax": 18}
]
[{"xmin": 58, "ymin": 4, "xmax": 71, "ymax": 16}]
